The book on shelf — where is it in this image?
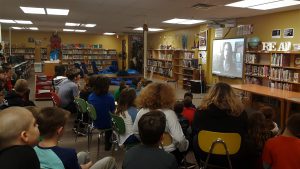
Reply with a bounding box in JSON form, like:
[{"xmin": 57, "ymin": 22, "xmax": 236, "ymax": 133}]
[{"xmin": 245, "ymin": 53, "xmax": 259, "ymax": 63}]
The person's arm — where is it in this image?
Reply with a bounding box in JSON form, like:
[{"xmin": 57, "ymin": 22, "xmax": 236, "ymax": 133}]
[
  {"xmin": 191, "ymin": 109, "xmax": 201, "ymax": 137},
  {"xmin": 167, "ymin": 109, "xmax": 189, "ymax": 152},
  {"xmin": 80, "ymin": 161, "xmax": 93, "ymax": 169},
  {"xmin": 109, "ymin": 95, "xmax": 116, "ymax": 113},
  {"xmin": 72, "ymin": 83, "xmax": 80, "ymax": 98}
]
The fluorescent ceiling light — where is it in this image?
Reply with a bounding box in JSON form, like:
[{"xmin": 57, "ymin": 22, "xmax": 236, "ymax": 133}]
[
  {"xmin": 46, "ymin": 8, "xmax": 69, "ymax": 15},
  {"xmin": 12, "ymin": 27, "xmax": 24, "ymax": 30},
  {"xmin": 249, "ymin": 0, "xmax": 300, "ymax": 10},
  {"xmin": 103, "ymin": 32, "xmax": 115, "ymax": 35},
  {"xmin": 63, "ymin": 29, "xmax": 74, "ymax": 32},
  {"xmin": 20, "ymin": 6, "xmax": 45, "ymax": 14},
  {"xmin": 29, "ymin": 27, "xmax": 39, "ymax": 30},
  {"xmin": 81, "ymin": 24, "xmax": 96, "ymax": 27},
  {"xmin": 65, "ymin": 22, "xmax": 80, "ymax": 26},
  {"xmin": 0, "ymin": 19, "xmax": 15, "ymax": 23},
  {"xmin": 133, "ymin": 27, "xmax": 164, "ymax": 32},
  {"xmin": 75, "ymin": 29, "xmax": 86, "ymax": 32},
  {"xmin": 14, "ymin": 20, "xmax": 33, "ymax": 24},
  {"xmin": 225, "ymin": 0, "xmax": 278, "ymax": 8},
  {"xmin": 163, "ymin": 18, "xmax": 205, "ymax": 25}
]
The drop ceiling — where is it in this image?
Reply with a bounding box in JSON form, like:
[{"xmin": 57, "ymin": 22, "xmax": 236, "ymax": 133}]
[{"xmin": 0, "ymin": 0, "xmax": 299, "ymax": 34}]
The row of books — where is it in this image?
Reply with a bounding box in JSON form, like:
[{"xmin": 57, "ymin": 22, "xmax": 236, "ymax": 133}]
[
  {"xmin": 271, "ymin": 53, "xmax": 290, "ymax": 67},
  {"xmin": 62, "ymin": 44, "xmax": 102, "ymax": 49},
  {"xmin": 147, "ymin": 60, "xmax": 172, "ymax": 68},
  {"xmin": 269, "ymin": 68, "xmax": 299, "ymax": 83},
  {"xmin": 182, "ymin": 59, "xmax": 198, "ymax": 68},
  {"xmin": 245, "ymin": 65, "xmax": 269, "ymax": 77},
  {"xmin": 245, "ymin": 53, "xmax": 259, "ymax": 63},
  {"xmin": 270, "ymin": 82, "xmax": 294, "ymax": 91},
  {"xmin": 4, "ymin": 48, "xmax": 35, "ymax": 54},
  {"xmin": 159, "ymin": 53, "xmax": 173, "ymax": 60},
  {"xmin": 62, "ymin": 55, "xmax": 116, "ymax": 60},
  {"xmin": 147, "ymin": 66, "xmax": 173, "ymax": 77},
  {"xmin": 62, "ymin": 49, "xmax": 108, "ymax": 55},
  {"xmin": 183, "ymin": 52, "xmax": 194, "ymax": 59}
]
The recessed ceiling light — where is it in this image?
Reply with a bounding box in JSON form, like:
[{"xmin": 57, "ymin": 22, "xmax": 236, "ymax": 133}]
[
  {"xmin": 163, "ymin": 18, "xmax": 205, "ymax": 25},
  {"xmin": 249, "ymin": 0, "xmax": 300, "ymax": 10},
  {"xmin": 0, "ymin": 19, "xmax": 15, "ymax": 23},
  {"xmin": 29, "ymin": 27, "xmax": 39, "ymax": 30},
  {"xmin": 133, "ymin": 27, "xmax": 164, "ymax": 32},
  {"xmin": 12, "ymin": 27, "xmax": 24, "ymax": 30},
  {"xmin": 46, "ymin": 8, "xmax": 69, "ymax": 15},
  {"xmin": 75, "ymin": 29, "xmax": 86, "ymax": 32},
  {"xmin": 103, "ymin": 32, "xmax": 115, "ymax": 35},
  {"xmin": 65, "ymin": 22, "xmax": 80, "ymax": 26},
  {"xmin": 20, "ymin": 6, "xmax": 45, "ymax": 14},
  {"xmin": 225, "ymin": 0, "xmax": 278, "ymax": 8},
  {"xmin": 81, "ymin": 24, "xmax": 96, "ymax": 27},
  {"xmin": 14, "ymin": 20, "xmax": 33, "ymax": 24},
  {"xmin": 63, "ymin": 29, "xmax": 74, "ymax": 32}
]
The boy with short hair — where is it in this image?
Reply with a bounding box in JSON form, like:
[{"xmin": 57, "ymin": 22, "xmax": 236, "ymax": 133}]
[
  {"xmin": 0, "ymin": 107, "xmax": 40, "ymax": 169},
  {"xmin": 123, "ymin": 110, "xmax": 178, "ymax": 169},
  {"xmin": 34, "ymin": 107, "xmax": 116, "ymax": 169},
  {"xmin": 262, "ymin": 113, "xmax": 300, "ymax": 169}
]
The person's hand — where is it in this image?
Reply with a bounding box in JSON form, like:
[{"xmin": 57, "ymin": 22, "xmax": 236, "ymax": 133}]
[{"xmin": 80, "ymin": 161, "xmax": 93, "ymax": 169}]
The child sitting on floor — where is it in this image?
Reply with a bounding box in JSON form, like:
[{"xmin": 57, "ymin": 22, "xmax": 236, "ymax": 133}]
[{"xmin": 0, "ymin": 107, "xmax": 40, "ymax": 169}]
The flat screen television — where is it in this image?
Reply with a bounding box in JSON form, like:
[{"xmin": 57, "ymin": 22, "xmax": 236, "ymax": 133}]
[{"xmin": 212, "ymin": 38, "xmax": 245, "ymax": 78}]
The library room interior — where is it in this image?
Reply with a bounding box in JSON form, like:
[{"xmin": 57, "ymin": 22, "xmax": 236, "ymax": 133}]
[{"xmin": 1, "ymin": 0, "xmax": 300, "ymax": 169}]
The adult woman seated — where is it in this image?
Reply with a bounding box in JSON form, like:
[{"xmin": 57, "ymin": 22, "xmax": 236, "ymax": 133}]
[
  {"xmin": 133, "ymin": 83, "xmax": 189, "ymax": 165},
  {"xmin": 192, "ymin": 82, "xmax": 254, "ymax": 169}
]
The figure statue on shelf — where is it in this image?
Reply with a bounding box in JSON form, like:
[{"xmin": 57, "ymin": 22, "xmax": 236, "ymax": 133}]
[{"xmin": 50, "ymin": 32, "xmax": 61, "ymax": 61}]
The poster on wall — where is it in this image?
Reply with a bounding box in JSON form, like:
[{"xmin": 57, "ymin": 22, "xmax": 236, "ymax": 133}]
[
  {"xmin": 199, "ymin": 51, "xmax": 207, "ymax": 64},
  {"xmin": 284, "ymin": 28, "xmax": 294, "ymax": 38},
  {"xmin": 215, "ymin": 28, "xmax": 223, "ymax": 39},
  {"xmin": 199, "ymin": 30, "xmax": 207, "ymax": 50},
  {"xmin": 272, "ymin": 29, "xmax": 281, "ymax": 38}
]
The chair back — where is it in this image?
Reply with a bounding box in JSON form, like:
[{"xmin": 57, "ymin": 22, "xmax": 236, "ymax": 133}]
[
  {"xmin": 161, "ymin": 132, "xmax": 172, "ymax": 147},
  {"xmin": 50, "ymin": 92, "xmax": 61, "ymax": 107},
  {"xmin": 86, "ymin": 102, "xmax": 97, "ymax": 121},
  {"xmin": 198, "ymin": 130, "xmax": 241, "ymax": 155},
  {"xmin": 74, "ymin": 98, "xmax": 87, "ymax": 113},
  {"xmin": 110, "ymin": 113, "xmax": 126, "ymax": 134}
]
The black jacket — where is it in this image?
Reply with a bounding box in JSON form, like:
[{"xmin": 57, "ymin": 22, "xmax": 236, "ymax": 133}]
[{"xmin": 5, "ymin": 90, "xmax": 35, "ymax": 107}]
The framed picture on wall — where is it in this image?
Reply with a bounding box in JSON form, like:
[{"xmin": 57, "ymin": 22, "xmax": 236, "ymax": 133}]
[
  {"xmin": 199, "ymin": 30, "xmax": 207, "ymax": 51},
  {"xmin": 284, "ymin": 28, "xmax": 294, "ymax": 38},
  {"xmin": 272, "ymin": 29, "xmax": 281, "ymax": 38}
]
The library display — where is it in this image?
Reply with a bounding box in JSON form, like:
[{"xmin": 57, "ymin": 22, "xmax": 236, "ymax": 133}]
[{"xmin": 212, "ymin": 38, "xmax": 245, "ymax": 78}]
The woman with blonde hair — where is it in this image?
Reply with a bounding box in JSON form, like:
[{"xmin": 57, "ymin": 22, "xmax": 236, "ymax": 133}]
[
  {"xmin": 192, "ymin": 82, "xmax": 251, "ymax": 169},
  {"xmin": 133, "ymin": 82, "xmax": 190, "ymax": 167}
]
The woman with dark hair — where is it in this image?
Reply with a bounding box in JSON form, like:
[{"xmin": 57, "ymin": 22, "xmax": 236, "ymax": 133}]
[
  {"xmin": 221, "ymin": 42, "xmax": 236, "ymax": 74},
  {"xmin": 115, "ymin": 88, "xmax": 139, "ymax": 146},
  {"xmin": 88, "ymin": 76, "xmax": 115, "ymax": 151},
  {"xmin": 192, "ymin": 82, "xmax": 251, "ymax": 169}
]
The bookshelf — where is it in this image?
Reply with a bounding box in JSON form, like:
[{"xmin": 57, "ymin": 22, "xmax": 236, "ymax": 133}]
[
  {"xmin": 244, "ymin": 50, "xmax": 300, "ymax": 91},
  {"xmin": 61, "ymin": 48, "xmax": 117, "ymax": 71},
  {"xmin": 147, "ymin": 49, "xmax": 199, "ymax": 88},
  {"xmin": 4, "ymin": 47, "xmax": 35, "ymax": 64}
]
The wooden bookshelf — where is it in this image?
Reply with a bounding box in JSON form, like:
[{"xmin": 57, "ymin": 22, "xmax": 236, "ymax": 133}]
[{"xmin": 244, "ymin": 50, "xmax": 300, "ymax": 91}]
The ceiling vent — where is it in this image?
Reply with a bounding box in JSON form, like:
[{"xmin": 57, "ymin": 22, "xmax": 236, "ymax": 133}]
[{"xmin": 192, "ymin": 3, "xmax": 215, "ymax": 9}]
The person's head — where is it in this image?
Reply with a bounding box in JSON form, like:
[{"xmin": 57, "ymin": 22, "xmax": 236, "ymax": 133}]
[
  {"xmin": 25, "ymin": 106, "xmax": 41, "ymax": 120},
  {"xmin": 200, "ymin": 82, "xmax": 244, "ymax": 116},
  {"xmin": 248, "ymin": 112, "xmax": 266, "ymax": 136},
  {"xmin": 119, "ymin": 80, "xmax": 127, "ymax": 91},
  {"xmin": 66, "ymin": 68, "xmax": 81, "ymax": 81},
  {"xmin": 286, "ymin": 113, "xmax": 300, "ymax": 138},
  {"xmin": 259, "ymin": 106, "xmax": 276, "ymax": 131},
  {"xmin": 2, "ymin": 63, "xmax": 12, "ymax": 78},
  {"xmin": 14, "ymin": 79, "xmax": 29, "ymax": 96},
  {"xmin": 183, "ymin": 97, "xmax": 193, "ymax": 108},
  {"xmin": 93, "ymin": 76, "xmax": 110, "ymax": 95},
  {"xmin": 136, "ymin": 82, "xmax": 175, "ymax": 109},
  {"xmin": 0, "ymin": 80, "xmax": 5, "ymax": 102},
  {"xmin": 184, "ymin": 92, "xmax": 193, "ymax": 100},
  {"xmin": 0, "ymin": 67, "xmax": 6, "ymax": 81},
  {"xmin": 138, "ymin": 110, "xmax": 166, "ymax": 146},
  {"xmin": 173, "ymin": 101, "xmax": 184, "ymax": 117},
  {"xmin": 222, "ymin": 42, "xmax": 233, "ymax": 60},
  {"xmin": 37, "ymin": 107, "xmax": 70, "ymax": 139},
  {"xmin": 115, "ymin": 88, "xmax": 136, "ymax": 117},
  {"xmin": 0, "ymin": 107, "xmax": 40, "ymax": 149},
  {"xmin": 54, "ymin": 65, "xmax": 66, "ymax": 77}
]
